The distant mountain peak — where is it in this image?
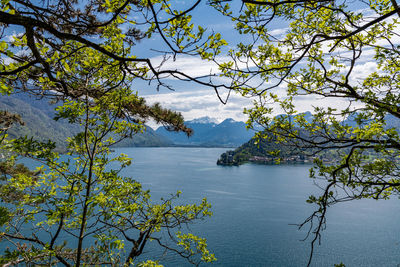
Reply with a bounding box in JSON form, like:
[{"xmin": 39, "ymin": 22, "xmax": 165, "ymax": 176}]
[
  {"xmin": 189, "ymin": 116, "xmax": 218, "ymax": 124},
  {"xmin": 221, "ymin": 118, "xmax": 237, "ymax": 124},
  {"xmin": 155, "ymin": 116, "xmax": 253, "ymax": 147}
]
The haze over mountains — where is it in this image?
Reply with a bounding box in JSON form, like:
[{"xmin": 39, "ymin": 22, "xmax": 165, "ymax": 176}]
[
  {"xmin": 0, "ymin": 93, "xmax": 255, "ymax": 149},
  {"xmin": 0, "ymin": 93, "xmax": 81, "ymax": 150},
  {"xmin": 4, "ymin": 92, "xmax": 399, "ymax": 160},
  {"xmin": 155, "ymin": 117, "xmax": 255, "ymax": 147},
  {"xmin": 0, "ymin": 93, "xmax": 172, "ymax": 149}
]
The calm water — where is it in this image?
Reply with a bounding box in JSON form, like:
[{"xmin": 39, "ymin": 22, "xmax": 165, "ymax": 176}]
[{"xmin": 114, "ymin": 147, "xmax": 400, "ymax": 267}]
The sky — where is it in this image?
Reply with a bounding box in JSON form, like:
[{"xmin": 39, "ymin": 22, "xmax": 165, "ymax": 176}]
[
  {"xmin": 133, "ymin": 1, "xmax": 256, "ymax": 126},
  {"xmin": 3, "ymin": 1, "xmax": 397, "ymax": 129},
  {"xmin": 130, "ymin": 0, "xmax": 393, "ymax": 129}
]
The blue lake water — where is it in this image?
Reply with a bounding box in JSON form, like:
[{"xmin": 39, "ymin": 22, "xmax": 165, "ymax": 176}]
[{"xmin": 114, "ymin": 147, "xmax": 400, "ymax": 267}]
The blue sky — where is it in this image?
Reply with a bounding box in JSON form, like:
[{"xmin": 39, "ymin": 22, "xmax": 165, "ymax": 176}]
[
  {"xmin": 3, "ymin": 1, "xmax": 397, "ymax": 128},
  {"xmin": 132, "ymin": 1, "xmax": 256, "ymax": 126},
  {"xmin": 130, "ymin": 1, "xmax": 383, "ymax": 128}
]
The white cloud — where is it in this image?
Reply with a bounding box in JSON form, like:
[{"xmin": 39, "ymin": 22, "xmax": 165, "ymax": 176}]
[
  {"xmin": 143, "ymin": 83, "xmax": 364, "ymax": 129},
  {"xmin": 149, "ymin": 55, "xmax": 224, "ymax": 78},
  {"xmin": 268, "ymin": 28, "xmax": 288, "ymax": 37},
  {"xmin": 1, "ymin": 57, "xmax": 13, "ymax": 65},
  {"xmin": 148, "ymin": 54, "xmax": 257, "ymax": 80},
  {"xmin": 144, "ymin": 89, "xmax": 253, "ymax": 127},
  {"xmin": 141, "ymin": 6, "xmax": 395, "ymax": 128},
  {"xmin": 293, "ymin": 95, "xmax": 364, "ymax": 115},
  {"xmin": 350, "ymin": 61, "xmax": 378, "ymax": 82}
]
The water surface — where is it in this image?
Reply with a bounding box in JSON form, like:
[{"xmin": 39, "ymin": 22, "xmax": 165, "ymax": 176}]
[{"xmin": 116, "ymin": 147, "xmax": 400, "ymax": 267}]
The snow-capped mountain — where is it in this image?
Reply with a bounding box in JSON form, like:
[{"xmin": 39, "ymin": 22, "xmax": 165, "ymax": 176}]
[
  {"xmin": 189, "ymin": 116, "xmax": 219, "ymax": 124},
  {"xmin": 156, "ymin": 117, "xmax": 255, "ymax": 147}
]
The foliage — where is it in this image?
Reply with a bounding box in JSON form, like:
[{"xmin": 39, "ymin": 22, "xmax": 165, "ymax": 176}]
[
  {"xmin": 0, "ymin": 94, "xmax": 173, "ymax": 150},
  {"xmin": 217, "ymin": 132, "xmax": 306, "ymax": 166},
  {"xmin": 0, "ymin": 0, "xmax": 227, "ymax": 119},
  {"xmin": 0, "ymin": 0, "xmax": 224, "ymax": 265},
  {"xmin": 0, "ymin": 87, "xmax": 215, "ymax": 266},
  {"xmin": 210, "ymin": 0, "xmax": 400, "ymax": 265},
  {"xmin": 0, "ymin": 94, "xmax": 81, "ymax": 151}
]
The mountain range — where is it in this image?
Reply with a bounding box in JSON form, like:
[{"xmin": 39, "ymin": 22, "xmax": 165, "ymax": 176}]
[
  {"xmin": 155, "ymin": 117, "xmax": 255, "ymax": 147},
  {"xmin": 0, "ymin": 93, "xmax": 173, "ymax": 150},
  {"xmin": 0, "ymin": 93, "xmax": 255, "ymax": 149},
  {"xmin": 0, "ymin": 93, "xmax": 81, "ymax": 151}
]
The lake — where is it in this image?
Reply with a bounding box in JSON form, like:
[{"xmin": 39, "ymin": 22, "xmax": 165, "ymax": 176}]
[{"xmin": 114, "ymin": 147, "xmax": 400, "ymax": 267}]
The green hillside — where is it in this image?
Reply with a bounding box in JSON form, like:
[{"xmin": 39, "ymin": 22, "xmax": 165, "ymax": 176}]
[
  {"xmin": 216, "ymin": 111, "xmax": 380, "ymax": 166},
  {"xmin": 216, "ymin": 134, "xmax": 315, "ymax": 166},
  {"xmin": 0, "ymin": 94, "xmax": 173, "ymax": 151},
  {"xmin": 0, "ymin": 94, "xmax": 79, "ymax": 151}
]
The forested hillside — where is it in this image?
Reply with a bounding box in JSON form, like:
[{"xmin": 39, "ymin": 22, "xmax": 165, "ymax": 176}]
[
  {"xmin": 216, "ymin": 134, "xmax": 313, "ymax": 166},
  {"xmin": 217, "ymin": 112, "xmax": 399, "ymax": 166},
  {"xmin": 0, "ymin": 94, "xmax": 79, "ymax": 151},
  {"xmin": 0, "ymin": 93, "xmax": 173, "ymax": 150}
]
